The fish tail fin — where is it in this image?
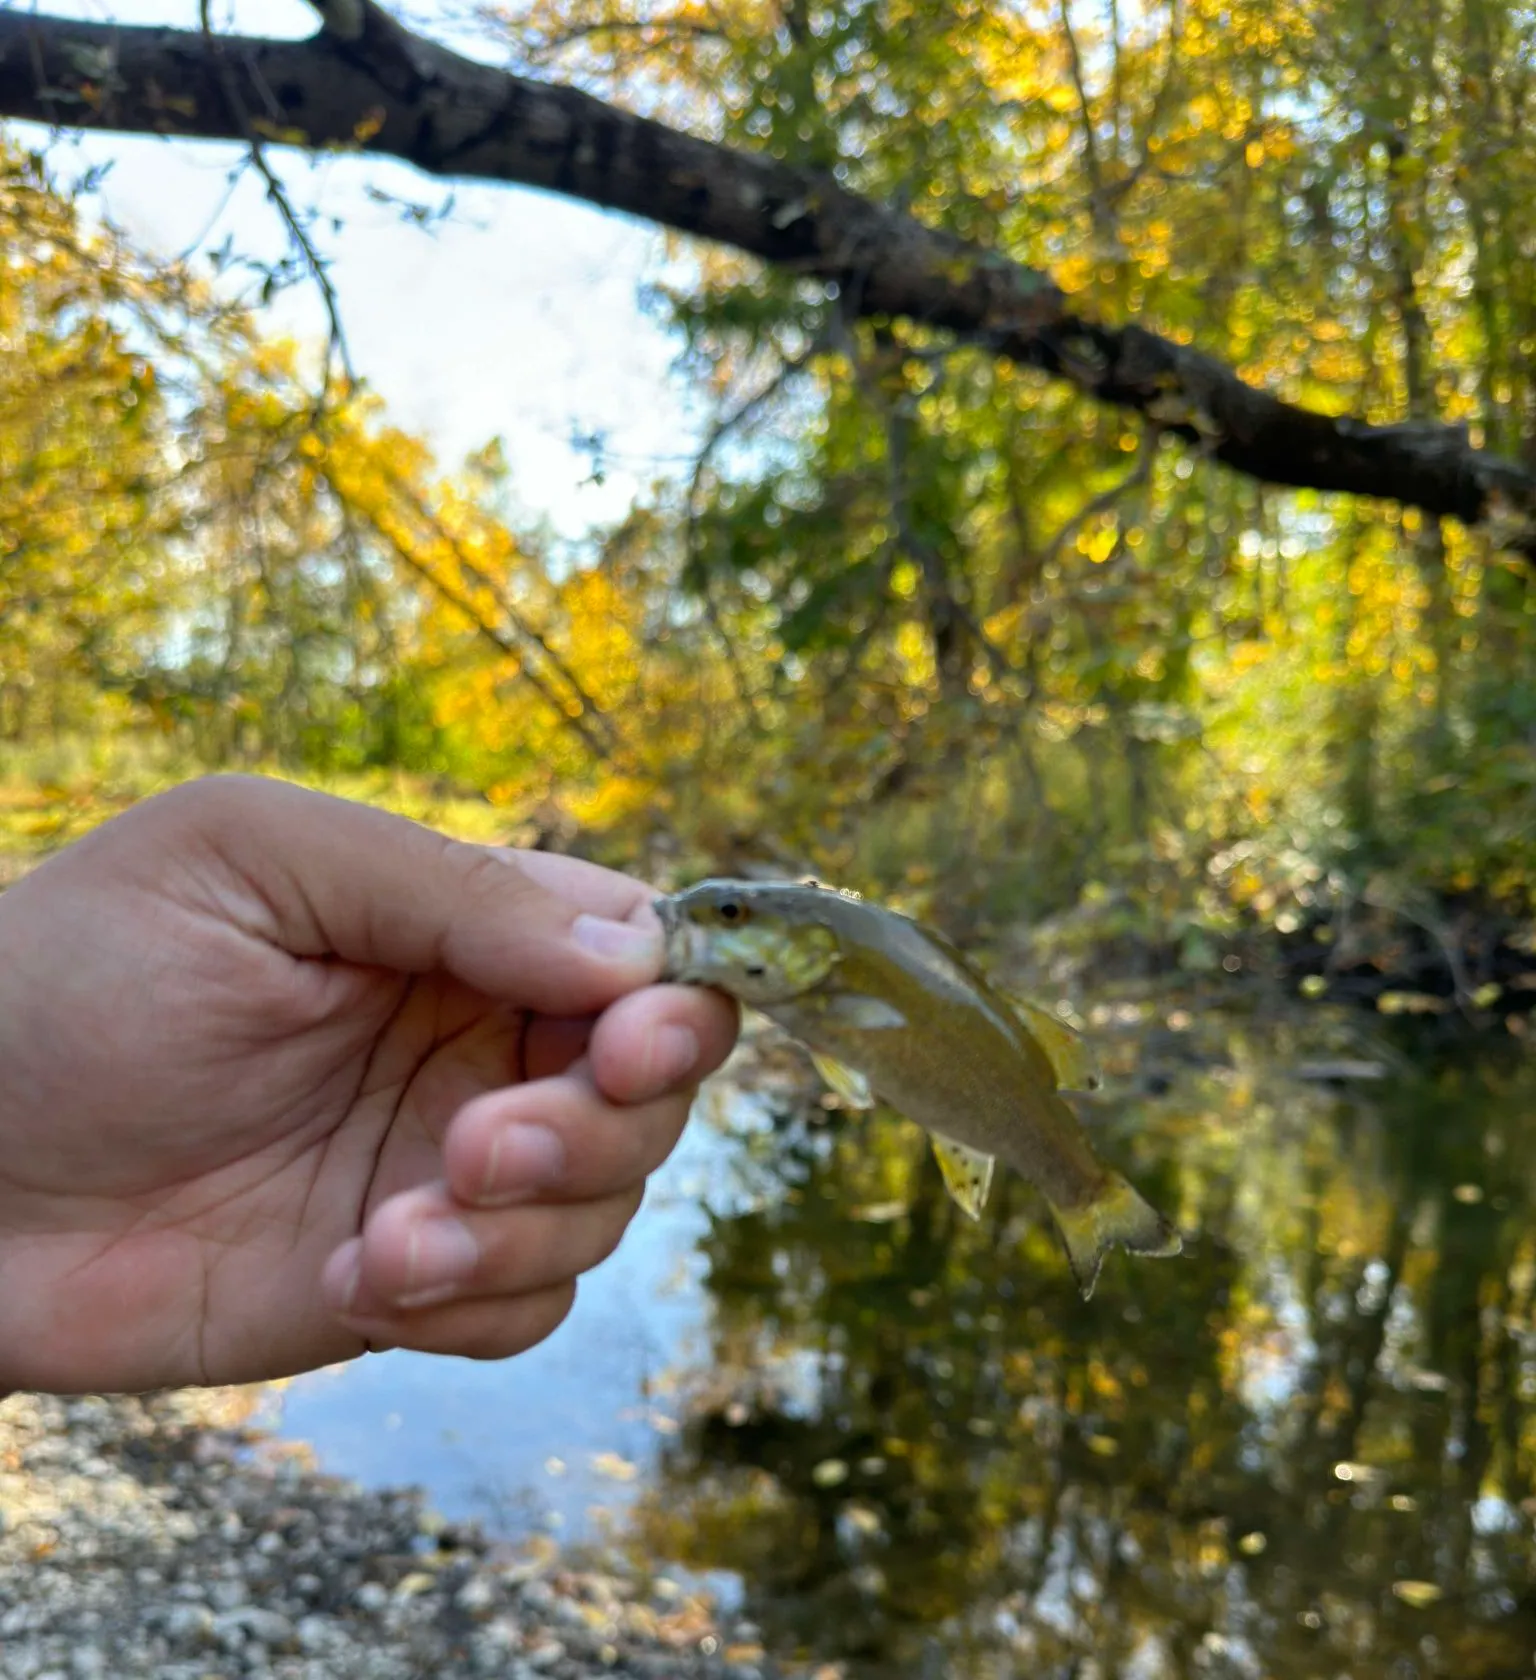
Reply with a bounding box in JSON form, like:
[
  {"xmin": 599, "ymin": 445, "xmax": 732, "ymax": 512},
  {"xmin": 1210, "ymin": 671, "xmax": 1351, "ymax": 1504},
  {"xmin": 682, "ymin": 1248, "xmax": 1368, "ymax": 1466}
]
[{"xmin": 1048, "ymin": 1173, "xmax": 1182, "ymax": 1301}]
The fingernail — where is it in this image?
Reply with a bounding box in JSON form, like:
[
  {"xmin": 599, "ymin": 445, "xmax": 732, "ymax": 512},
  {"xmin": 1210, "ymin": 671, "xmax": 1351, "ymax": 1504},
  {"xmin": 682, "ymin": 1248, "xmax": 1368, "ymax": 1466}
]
[
  {"xmin": 399, "ymin": 1217, "xmax": 479, "ymax": 1306},
  {"xmin": 648, "ymin": 1024, "xmax": 700, "ymax": 1093},
  {"xmin": 324, "ymin": 1237, "xmax": 364, "ymax": 1314},
  {"xmin": 477, "ymin": 1123, "xmax": 566, "ymax": 1206},
  {"xmin": 573, "ymin": 913, "xmax": 661, "ymax": 965}
]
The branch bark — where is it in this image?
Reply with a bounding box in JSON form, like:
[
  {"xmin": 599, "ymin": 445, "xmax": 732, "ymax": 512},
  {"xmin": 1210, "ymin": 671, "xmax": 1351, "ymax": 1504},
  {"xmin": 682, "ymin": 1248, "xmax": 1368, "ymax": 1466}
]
[{"xmin": 2, "ymin": 2, "xmax": 1535, "ymax": 556}]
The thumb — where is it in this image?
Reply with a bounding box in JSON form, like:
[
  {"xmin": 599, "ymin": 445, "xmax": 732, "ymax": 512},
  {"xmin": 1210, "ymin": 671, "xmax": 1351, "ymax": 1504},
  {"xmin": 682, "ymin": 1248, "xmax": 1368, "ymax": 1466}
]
[{"xmin": 141, "ymin": 776, "xmax": 663, "ymax": 1016}]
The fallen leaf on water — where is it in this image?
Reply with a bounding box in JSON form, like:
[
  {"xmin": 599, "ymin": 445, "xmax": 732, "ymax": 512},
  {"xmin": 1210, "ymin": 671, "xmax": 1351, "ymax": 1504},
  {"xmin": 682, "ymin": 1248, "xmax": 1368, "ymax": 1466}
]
[
  {"xmin": 850, "ymin": 1199, "xmax": 909, "ymax": 1223},
  {"xmin": 1377, "ymin": 990, "xmax": 1450, "ymax": 1015},
  {"xmin": 1392, "ymin": 1580, "xmax": 1443, "ymax": 1608}
]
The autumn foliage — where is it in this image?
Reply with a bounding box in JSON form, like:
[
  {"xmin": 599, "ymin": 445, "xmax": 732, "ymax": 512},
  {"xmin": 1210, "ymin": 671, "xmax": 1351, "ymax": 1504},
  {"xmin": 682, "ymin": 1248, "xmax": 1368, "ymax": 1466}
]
[{"xmin": 2, "ymin": 0, "xmax": 1535, "ymax": 964}]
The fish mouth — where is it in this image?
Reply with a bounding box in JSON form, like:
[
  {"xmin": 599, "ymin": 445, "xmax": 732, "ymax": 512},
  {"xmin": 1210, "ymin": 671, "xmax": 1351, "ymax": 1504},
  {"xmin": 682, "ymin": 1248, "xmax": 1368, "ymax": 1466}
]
[{"xmin": 652, "ymin": 894, "xmax": 707, "ymax": 983}]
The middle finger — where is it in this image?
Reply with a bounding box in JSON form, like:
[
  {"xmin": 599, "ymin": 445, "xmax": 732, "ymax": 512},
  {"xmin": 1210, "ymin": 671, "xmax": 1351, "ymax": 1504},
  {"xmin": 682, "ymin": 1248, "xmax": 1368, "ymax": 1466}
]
[
  {"xmin": 442, "ymin": 1073, "xmax": 693, "ymax": 1210},
  {"xmin": 335, "ymin": 1179, "xmax": 645, "ymax": 1316}
]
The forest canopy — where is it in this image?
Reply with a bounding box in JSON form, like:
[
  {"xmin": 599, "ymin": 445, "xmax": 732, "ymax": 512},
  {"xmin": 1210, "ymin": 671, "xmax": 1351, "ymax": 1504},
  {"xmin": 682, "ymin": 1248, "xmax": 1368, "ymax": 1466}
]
[{"xmin": 0, "ymin": 0, "xmax": 1532, "ymax": 981}]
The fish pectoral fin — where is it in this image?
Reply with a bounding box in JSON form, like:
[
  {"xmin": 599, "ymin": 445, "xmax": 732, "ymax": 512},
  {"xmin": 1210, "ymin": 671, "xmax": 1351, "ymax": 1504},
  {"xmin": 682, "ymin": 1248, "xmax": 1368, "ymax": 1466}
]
[
  {"xmin": 931, "ymin": 1135, "xmax": 995, "ymax": 1220},
  {"xmin": 824, "ymin": 993, "xmax": 908, "ymax": 1030},
  {"xmin": 810, "ymin": 1050, "xmax": 874, "ymax": 1109},
  {"xmin": 1008, "ymin": 996, "xmax": 1102, "ymax": 1092},
  {"xmin": 1048, "ymin": 1173, "xmax": 1182, "ymax": 1301}
]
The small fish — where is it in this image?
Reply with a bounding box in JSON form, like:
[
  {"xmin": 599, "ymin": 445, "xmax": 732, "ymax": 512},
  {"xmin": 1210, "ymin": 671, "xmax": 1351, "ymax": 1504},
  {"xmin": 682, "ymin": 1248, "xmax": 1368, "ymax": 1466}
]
[{"xmin": 655, "ymin": 878, "xmax": 1181, "ymax": 1299}]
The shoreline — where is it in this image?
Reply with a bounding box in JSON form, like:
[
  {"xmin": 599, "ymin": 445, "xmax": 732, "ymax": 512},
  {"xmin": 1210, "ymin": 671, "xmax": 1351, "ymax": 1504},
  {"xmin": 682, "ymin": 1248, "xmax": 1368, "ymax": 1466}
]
[{"xmin": 0, "ymin": 1390, "xmax": 785, "ymax": 1680}]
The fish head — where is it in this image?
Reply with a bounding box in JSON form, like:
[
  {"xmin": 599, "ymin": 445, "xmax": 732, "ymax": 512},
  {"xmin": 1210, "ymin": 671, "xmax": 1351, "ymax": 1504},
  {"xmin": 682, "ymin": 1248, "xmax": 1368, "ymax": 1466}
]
[{"xmin": 655, "ymin": 878, "xmax": 842, "ymax": 1006}]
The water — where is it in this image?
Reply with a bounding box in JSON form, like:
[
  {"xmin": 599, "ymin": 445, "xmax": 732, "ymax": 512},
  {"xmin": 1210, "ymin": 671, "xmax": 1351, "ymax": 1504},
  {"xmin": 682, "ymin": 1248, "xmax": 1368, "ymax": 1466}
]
[
  {"xmin": 277, "ymin": 1002, "xmax": 1536, "ymax": 1678},
  {"xmin": 279, "ymin": 1091, "xmax": 743, "ymax": 1541}
]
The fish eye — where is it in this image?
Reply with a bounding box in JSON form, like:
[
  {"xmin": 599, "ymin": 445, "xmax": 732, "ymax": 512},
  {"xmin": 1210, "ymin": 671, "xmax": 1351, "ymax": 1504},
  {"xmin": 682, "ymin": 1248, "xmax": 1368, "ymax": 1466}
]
[
  {"xmin": 744, "ymin": 962, "xmax": 765, "ymax": 978},
  {"xmin": 717, "ymin": 899, "xmax": 746, "ymax": 922}
]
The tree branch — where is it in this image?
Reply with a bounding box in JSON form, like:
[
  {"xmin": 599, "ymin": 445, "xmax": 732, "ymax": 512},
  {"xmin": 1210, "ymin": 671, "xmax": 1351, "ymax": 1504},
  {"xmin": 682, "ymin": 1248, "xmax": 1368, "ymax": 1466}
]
[{"xmin": 1, "ymin": 2, "xmax": 1534, "ymax": 556}]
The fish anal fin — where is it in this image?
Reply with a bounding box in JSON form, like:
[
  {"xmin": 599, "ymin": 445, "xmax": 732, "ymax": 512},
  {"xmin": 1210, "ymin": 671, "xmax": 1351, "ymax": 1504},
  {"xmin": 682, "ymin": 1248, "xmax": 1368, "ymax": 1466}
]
[
  {"xmin": 931, "ymin": 1135, "xmax": 995, "ymax": 1220},
  {"xmin": 1009, "ymin": 996, "xmax": 1102, "ymax": 1092},
  {"xmin": 1049, "ymin": 1173, "xmax": 1182, "ymax": 1300},
  {"xmin": 810, "ymin": 1050, "xmax": 874, "ymax": 1109}
]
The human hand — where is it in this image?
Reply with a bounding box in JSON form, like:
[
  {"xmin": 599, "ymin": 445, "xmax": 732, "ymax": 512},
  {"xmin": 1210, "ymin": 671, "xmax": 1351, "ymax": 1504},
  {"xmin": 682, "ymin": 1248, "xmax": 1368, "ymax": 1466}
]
[{"xmin": 0, "ymin": 776, "xmax": 736, "ymax": 1393}]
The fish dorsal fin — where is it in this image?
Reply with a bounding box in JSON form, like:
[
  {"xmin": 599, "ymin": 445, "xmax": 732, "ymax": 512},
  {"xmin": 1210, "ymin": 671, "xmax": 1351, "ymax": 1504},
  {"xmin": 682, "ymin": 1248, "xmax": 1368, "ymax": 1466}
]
[
  {"xmin": 810, "ymin": 1050, "xmax": 874, "ymax": 1109},
  {"xmin": 1006, "ymin": 996, "xmax": 1101, "ymax": 1092},
  {"xmin": 914, "ymin": 924, "xmax": 1095, "ymax": 1086},
  {"xmin": 931, "ymin": 1134, "xmax": 995, "ymax": 1219}
]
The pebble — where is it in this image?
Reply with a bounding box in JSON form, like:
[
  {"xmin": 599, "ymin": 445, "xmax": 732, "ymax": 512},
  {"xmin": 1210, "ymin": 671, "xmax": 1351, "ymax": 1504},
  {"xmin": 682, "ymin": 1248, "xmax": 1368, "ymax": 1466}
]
[
  {"xmin": 455, "ymin": 1575, "xmax": 498, "ymax": 1616},
  {"xmin": 0, "ymin": 1390, "xmax": 790, "ymax": 1678}
]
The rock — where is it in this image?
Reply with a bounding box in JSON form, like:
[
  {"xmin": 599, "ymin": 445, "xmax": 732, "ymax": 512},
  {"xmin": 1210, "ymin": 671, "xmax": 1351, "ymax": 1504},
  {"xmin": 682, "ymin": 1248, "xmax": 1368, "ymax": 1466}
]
[
  {"xmin": 295, "ymin": 1613, "xmax": 337, "ymax": 1653},
  {"xmin": 163, "ymin": 1604, "xmax": 215, "ymax": 1647},
  {"xmin": 237, "ymin": 1607, "xmax": 295, "ymax": 1646},
  {"xmin": 455, "ymin": 1575, "xmax": 497, "ymax": 1616},
  {"xmin": 521, "ymin": 1579, "xmax": 557, "ymax": 1614},
  {"xmin": 210, "ymin": 1609, "xmax": 248, "ymax": 1652}
]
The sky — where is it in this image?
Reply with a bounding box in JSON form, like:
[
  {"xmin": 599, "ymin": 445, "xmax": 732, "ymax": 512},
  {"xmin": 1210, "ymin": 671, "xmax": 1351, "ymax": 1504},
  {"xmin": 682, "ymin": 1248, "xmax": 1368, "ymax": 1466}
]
[{"xmin": 31, "ymin": 0, "xmax": 701, "ymax": 539}]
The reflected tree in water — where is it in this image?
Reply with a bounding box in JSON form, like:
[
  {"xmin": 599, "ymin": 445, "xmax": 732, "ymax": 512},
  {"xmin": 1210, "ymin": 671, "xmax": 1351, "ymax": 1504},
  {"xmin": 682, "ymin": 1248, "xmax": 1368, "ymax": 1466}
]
[{"xmin": 627, "ymin": 1024, "xmax": 1536, "ymax": 1679}]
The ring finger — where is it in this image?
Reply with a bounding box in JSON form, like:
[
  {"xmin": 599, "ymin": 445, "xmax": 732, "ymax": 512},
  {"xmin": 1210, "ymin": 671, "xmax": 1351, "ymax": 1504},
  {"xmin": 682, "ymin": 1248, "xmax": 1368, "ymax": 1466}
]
[{"xmin": 324, "ymin": 1178, "xmax": 644, "ymax": 1318}]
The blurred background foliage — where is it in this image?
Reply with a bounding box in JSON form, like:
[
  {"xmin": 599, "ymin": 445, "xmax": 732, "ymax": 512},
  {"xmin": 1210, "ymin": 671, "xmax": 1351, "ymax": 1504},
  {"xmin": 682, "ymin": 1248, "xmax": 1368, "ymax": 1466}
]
[{"xmin": 2, "ymin": 0, "xmax": 1534, "ymax": 1005}]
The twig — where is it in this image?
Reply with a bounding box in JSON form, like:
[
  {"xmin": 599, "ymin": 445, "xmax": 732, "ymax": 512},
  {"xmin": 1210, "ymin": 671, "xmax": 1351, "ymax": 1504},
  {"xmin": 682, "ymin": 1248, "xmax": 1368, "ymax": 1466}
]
[
  {"xmin": 684, "ymin": 341, "xmax": 824, "ymax": 715},
  {"xmin": 199, "ymin": 1, "xmax": 354, "ymax": 400},
  {"xmin": 530, "ymin": 17, "xmax": 727, "ymax": 64},
  {"xmin": 366, "ymin": 459, "xmax": 623, "ymax": 757},
  {"xmin": 344, "ymin": 489, "xmax": 618, "ymax": 764}
]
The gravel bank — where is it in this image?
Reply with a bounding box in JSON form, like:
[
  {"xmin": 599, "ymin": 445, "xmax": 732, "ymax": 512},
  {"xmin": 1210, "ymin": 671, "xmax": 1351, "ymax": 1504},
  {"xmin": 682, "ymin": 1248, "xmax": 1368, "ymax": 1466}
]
[{"xmin": 0, "ymin": 1390, "xmax": 785, "ymax": 1680}]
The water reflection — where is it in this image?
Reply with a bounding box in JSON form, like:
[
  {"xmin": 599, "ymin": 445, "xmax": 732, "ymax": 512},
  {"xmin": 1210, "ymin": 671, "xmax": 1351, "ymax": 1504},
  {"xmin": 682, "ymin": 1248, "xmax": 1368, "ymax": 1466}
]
[{"xmin": 623, "ymin": 1011, "xmax": 1536, "ymax": 1679}]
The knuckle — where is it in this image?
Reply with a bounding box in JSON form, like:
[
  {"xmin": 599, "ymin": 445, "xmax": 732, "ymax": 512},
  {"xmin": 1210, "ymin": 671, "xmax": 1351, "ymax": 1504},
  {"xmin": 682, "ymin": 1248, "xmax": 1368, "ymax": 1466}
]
[
  {"xmin": 145, "ymin": 773, "xmax": 271, "ymax": 834},
  {"xmin": 451, "ymin": 842, "xmax": 547, "ymax": 917},
  {"xmin": 589, "ymin": 1189, "xmax": 645, "ymax": 1270},
  {"xmin": 606, "ymin": 1106, "xmax": 662, "ymax": 1185}
]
